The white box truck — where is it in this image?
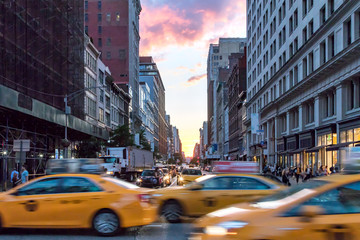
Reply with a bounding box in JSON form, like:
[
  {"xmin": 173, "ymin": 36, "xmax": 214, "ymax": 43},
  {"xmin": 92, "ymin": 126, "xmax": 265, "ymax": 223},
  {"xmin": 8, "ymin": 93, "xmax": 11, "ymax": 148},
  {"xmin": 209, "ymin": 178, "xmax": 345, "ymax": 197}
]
[{"xmin": 100, "ymin": 146, "xmax": 154, "ymax": 182}]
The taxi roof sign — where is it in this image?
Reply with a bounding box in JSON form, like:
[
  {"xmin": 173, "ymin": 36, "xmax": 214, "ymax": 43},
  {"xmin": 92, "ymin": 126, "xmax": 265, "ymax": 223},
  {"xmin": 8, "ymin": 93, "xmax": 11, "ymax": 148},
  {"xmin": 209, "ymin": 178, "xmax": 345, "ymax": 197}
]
[{"xmin": 46, "ymin": 158, "xmax": 104, "ymax": 175}]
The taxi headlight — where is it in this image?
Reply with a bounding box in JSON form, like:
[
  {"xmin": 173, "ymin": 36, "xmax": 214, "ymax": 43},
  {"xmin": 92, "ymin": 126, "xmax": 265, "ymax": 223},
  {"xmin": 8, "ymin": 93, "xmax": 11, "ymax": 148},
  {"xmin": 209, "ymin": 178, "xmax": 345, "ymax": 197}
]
[
  {"xmin": 204, "ymin": 221, "xmax": 248, "ymax": 236},
  {"xmin": 106, "ymin": 171, "xmax": 114, "ymax": 175},
  {"xmin": 179, "ymin": 177, "xmax": 184, "ymax": 181},
  {"xmin": 136, "ymin": 178, "xmax": 142, "ymax": 182},
  {"xmin": 164, "ymin": 176, "xmax": 169, "ymax": 180}
]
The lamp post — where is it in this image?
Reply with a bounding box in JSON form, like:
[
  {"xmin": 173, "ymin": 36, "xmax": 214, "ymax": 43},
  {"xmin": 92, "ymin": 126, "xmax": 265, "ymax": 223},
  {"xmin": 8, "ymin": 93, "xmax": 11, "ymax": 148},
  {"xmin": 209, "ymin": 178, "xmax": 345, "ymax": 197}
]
[{"xmin": 63, "ymin": 86, "xmax": 106, "ymax": 158}]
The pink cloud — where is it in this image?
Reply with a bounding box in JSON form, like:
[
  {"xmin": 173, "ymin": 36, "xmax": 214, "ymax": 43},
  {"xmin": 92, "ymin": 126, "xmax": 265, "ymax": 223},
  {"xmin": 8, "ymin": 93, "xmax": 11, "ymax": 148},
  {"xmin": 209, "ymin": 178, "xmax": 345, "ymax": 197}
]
[
  {"xmin": 140, "ymin": 0, "xmax": 247, "ymax": 54},
  {"xmin": 185, "ymin": 73, "xmax": 206, "ymax": 86}
]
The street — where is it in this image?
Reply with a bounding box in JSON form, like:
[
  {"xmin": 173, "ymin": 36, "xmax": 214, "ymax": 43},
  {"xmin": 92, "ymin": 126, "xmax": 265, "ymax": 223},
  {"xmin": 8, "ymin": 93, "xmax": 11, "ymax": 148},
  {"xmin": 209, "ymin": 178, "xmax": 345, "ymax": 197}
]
[{"xmin": 0, "ymin": 223, "xmax": 193, "ymax": 239}]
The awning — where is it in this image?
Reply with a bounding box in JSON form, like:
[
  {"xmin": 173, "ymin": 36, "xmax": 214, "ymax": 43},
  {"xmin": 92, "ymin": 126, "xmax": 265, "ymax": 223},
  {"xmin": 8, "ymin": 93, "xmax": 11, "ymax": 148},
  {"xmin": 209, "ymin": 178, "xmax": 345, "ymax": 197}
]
[
  {"xmin": 289, "ymin": 147, "xmax": 309, "ymax": 154},
  {"xmin": 327, "ymin": 141, "xmax": 360, "ymax": 151},
  {"xmin": 277, "ymin": 150, "xmax": 289, "ymax": 155},
  {"xmin": 305, "ymin": 146, "xmax": 325, "ymax": 153}
]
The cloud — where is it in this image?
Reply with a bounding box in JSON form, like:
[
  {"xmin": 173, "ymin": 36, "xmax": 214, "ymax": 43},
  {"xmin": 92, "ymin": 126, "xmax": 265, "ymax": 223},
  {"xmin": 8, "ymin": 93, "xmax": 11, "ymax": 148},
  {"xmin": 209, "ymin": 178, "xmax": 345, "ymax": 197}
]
[
  {"xmin": 185, "ymin": 73, "xmax": 206, "ymax": 86},
  {"xmin": 140, "ymin": 0, "xmax": 247, "ymax": 54}
]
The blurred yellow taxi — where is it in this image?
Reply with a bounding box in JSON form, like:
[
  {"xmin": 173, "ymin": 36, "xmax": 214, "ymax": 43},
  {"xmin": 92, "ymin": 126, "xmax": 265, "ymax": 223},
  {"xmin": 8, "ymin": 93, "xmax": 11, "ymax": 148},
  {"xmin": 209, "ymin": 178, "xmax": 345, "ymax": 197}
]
[
  {"xmin": 152, "ymin": 174, "xmax": 282, "ymax": 223},
  {"xmin": 0, "ymin": 174, "xmax": 157, "ymax": 236},
  {"xmin": 177, "ymin": 168, "xmax": 203, "ymax": 185},
  {"xmin": 190, "ymin": 174, "xmax": 360, "ymax": 240}
]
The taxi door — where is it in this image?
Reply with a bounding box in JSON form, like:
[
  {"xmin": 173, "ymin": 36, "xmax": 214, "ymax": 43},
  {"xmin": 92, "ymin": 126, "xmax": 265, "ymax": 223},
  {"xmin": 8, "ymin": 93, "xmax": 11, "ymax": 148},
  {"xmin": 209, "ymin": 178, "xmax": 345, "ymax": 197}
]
[
  {"xmin": 185, "ymin": 177, "xmax": 234, "ymax": 216},
  {"xmin": 52, "ymin": 177, "xmax": 106, "ymax": 227},
  {"xmin": 277, "ymin": 182, "xmax": 360, "ymax": 240},
  {"xmin": 2, "ymin": 177, "xmax": 63, "ymax": 227}
]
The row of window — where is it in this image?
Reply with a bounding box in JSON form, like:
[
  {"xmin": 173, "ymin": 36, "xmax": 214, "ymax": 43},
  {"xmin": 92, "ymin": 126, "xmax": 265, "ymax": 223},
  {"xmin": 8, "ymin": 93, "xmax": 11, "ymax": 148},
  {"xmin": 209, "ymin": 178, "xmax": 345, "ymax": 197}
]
[{"xmin": 84, "ymin": 13, "xmax": 121, "ymax": 23}]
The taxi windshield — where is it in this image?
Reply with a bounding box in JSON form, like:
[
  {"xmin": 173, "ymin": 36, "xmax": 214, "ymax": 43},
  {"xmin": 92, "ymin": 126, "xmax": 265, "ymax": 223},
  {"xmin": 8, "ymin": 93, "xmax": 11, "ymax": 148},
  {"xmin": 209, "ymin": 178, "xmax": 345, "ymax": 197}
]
[
  {"xmin": 103, "ymin": 177, "xmax": 139, "ymax": 189},
  {"xmin": 252, "ymin": 180, "xmax": 329, "ymax": 209},
  {"xmin": 103, "ymin": 157, "xmax": 116, "ymax": 163},
  {"xmin": 182, "ymin": 169, "xmax": 202, "ymax": 175}
]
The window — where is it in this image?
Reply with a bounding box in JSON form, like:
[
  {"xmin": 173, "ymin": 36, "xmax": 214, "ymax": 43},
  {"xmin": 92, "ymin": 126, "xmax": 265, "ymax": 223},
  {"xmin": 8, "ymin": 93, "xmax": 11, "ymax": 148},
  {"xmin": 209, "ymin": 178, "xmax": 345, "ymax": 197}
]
[
  {"xmin": 232, "ymin": 177, "xmax": 270, "ymax": 190},
  {"xmin": 291, "ymin": 108, "xmax": 299, "ymax": 129},
  {"xmin": 309, "ymin": 0, "xmax": 313, "ymax": 10},
  {"xmin": 302, "ymin": 26, "xmax": 308, "ymax": 43},
  {"xmin": 100, "ymin": 89, "xmax": 104, "ymax": 103},
  {"xmin": 86, "ymin": 97, "xmax": 96, "ymax": 118},
  {"xmin": 294, "ymin": 65, "xmax": 298, "ymax": 84},
  {"xmin": 106, "ymin": 38, "xmax": 111, "ymax": 46},
  {"xmin": 106, "ymin": 112, "xmax": 111, "ymax": 126},
  {"xmin": 320, "ymin": 41, "xmax": 326, "ymax": 65},
  {"xmin": 98, "ymin": 13, "xmax": 102, "ymax": 22},
  {"xmin": 85, "ymin": 1, "xmax": 88, "ymax": 10},
  {"xmin": 294, "ymin": 9, "xmax": 298, "ymax": 29},
  {"xmin": 328, "ymin": 0, "xmax": 334, "ymax": 16},
  {"xmin": 283, "ymin": 181, "xmax": 360, "ymax": 217},
  {"xmin": 344, "ymin": 19, "xmax": 352, "ymax": 47},
  {"xmin": 294, "ymin": 37, "xmax": 298, "ymax": 52},
  {"xmin": 99, "ymin": 108, "xmax": 104, "ymax": 122},
  {"xmin": 99, "ymin": 70, "xmax": 104, "ymax": 84},
  {"xmin": 324, "ymin": 91, "xmax": 335, "ymax": 118},
  {"xmin": 98, "ymin": 1, "xmax": 102, "ymax": 10},
  {"xmin": 106, "ymin": 13, "xmax": 111, "ymax": 22},
  {"xmin": 62, "ymin": 177, "xmax": 102, "ymax": 193},
  {"xmin": 302, "ymin": 57, "xmax": 307, "ymax": 79},
  {"xmin": 309, "ymin": 19, "xmax": 314, "ymax": 37},
  {"xmin": 116, "ymin": 13, "xmax": 120, "ymax": 21},
  {"xmin": 18, "ymin": 178, "xmax": 61, "ymax": 196},
  {"xmin": 289, "ymin": 43, "xmax": 293, "ymax": 57},
  {"xmin": 85, "ymin": 13, "xmax": 88, "ymax": 22},
  {"xmin": 302, "ymin": 0, "xmax": 307, "ymax": 18},
  {"xmin": 98, "ymin": 26, "xmax": 102, "ymax": 34},
  {"xmin": 320, "ymin": 5, "xmax": 326, "ymax": 25},
  {"xmin": 98, "ymin": 38, "xmax": 102, "ymax": 47},
  {"xmin": 305, "ymin": 101, "xmax": 314, "ymax": 124},
  {"xmin": 85, "ymin": 25, "xmax": 88, "ymax": 34},
  {"xmin": 309, "ymin": 52, "xmax": 313, "ymax": 74},
  {"xmin": 328, "ymin": 33, "xmax": 335, "ymax": 58}
]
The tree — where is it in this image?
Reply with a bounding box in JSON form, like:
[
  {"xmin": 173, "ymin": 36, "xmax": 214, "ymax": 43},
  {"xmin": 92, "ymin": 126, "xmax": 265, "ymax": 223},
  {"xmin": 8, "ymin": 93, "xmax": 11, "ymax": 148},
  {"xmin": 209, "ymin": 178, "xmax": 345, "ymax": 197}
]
[
  {"xmin": 190, "ymin": 158, "xmax": 199, "ymax": 165},
  {"xmin": 76, "ymin": 137, "xmax": 103, "ymax": 158},
  {"xmin": 153, "ymin": 146, "xmax": 161, "ymax": 160},
  {"xmin": 139, "ymin": 129, "xmax": 152, "ymax": 151},
  {"xmin": 167, "ymin": 158, "xmax": 176, "ymax": 164},
  {"xmin": 108, "ymin": 124, "xmax": 134, "ymax": 147},
  {"xmin": 173, "ymin": 153, "xmax": 183, "ymax": 164}
]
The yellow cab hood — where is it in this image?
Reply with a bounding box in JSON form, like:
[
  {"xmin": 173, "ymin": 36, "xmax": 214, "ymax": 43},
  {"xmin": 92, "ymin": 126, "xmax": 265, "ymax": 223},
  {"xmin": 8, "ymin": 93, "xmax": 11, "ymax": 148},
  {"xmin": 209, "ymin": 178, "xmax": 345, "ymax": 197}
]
[{"xmin": 181, "ymin": 175, "xmax": 201, "ymax": 182}]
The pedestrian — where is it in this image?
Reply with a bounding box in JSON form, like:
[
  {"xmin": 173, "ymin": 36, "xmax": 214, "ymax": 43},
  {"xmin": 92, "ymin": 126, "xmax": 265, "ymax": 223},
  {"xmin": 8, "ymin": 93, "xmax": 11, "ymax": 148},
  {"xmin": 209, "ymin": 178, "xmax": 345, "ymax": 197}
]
[
  {"xmin": 303, "ymin": 166, "xmax": 311, "ymax": 182},
  {"xmin": 295, "ymin": 166, "xmax": 301, "ymax": 184},
  {"xmin": 21, "ymin": 165, "xmax": 29, "ymax": 184},
  {"xmin": 282, "ymin": 168, "xmax": 291, "ymax": 186},
  {"xmin": 10, "ymin": 167, "xmax": 19, "ymax": 188}
]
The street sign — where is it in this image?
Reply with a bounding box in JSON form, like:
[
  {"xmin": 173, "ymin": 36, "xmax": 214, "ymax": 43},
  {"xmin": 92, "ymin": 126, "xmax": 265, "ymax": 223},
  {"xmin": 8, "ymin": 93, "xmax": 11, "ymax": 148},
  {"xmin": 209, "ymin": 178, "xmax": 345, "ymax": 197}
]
[{"xmin": 13, "ymin": 139, "xmax": 30, "ymax": 152}]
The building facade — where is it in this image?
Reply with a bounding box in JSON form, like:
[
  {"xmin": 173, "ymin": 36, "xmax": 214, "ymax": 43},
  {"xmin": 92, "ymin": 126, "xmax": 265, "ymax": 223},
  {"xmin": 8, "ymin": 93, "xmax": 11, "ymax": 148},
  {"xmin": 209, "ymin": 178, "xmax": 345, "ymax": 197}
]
[
  {"xmin": 85, "ymin": 0, "xmax": 142, "ymax": 132},
  {"xmin": 207, "ymin": 38, "xmax": 246, "ymax": 159},
  {"xmin": 246, "ymin": 0, "xmax": 360, "ymax": 172},
  {"xmin": 139, "ymin": 57, "xmax": 167, "ymax": 157},
  {"xmin": 227, "ymin": 52, "xmax": 247, "ymax": 160},
  {"xmin": 0, "ymin": 1, "xmax": 104, "ymax": 186}
]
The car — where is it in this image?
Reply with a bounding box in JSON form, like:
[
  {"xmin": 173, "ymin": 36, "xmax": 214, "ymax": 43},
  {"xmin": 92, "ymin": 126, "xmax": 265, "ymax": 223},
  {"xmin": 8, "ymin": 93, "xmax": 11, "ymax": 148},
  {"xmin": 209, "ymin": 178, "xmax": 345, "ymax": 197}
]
[
  {"xmin": 178, "ymin": 168, "xmax": 203, "ymax": 185},
  {"xmin": 136, "ymin": 169, "xmax": 164, "ymax": 188},
  {"xmin": 0, "ymin": 173, "xmax": 157, "ymax": 236},
  {"xmin": 190, "ymin": 174, "xmax": 360, "ymax": 240},
  {"xmin": 162, "ymin": 168, "xmax": 172, "ymax": 186},
  {"xmin": 152, "ymin": 174, "xmax": 283, "ymax": 223}
]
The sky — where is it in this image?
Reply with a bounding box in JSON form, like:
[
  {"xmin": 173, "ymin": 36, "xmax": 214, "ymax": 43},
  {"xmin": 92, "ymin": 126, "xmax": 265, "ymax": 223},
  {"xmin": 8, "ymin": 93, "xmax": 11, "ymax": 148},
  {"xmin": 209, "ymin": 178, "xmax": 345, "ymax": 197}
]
[{"xmin": 139, "ymin": 0, "xmax": 247, "ymax": 157}]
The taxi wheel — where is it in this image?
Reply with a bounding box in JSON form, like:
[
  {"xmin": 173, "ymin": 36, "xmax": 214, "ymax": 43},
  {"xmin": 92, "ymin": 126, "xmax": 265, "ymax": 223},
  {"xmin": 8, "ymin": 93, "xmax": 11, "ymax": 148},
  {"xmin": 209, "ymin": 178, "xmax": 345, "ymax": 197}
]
[
  {"xmin": 92, "ymin": 210, "xmax": 120, "ymax": 236},
  {"xmin": 161, "ymin": 200, "xmax": 182, "ymax": 223}
]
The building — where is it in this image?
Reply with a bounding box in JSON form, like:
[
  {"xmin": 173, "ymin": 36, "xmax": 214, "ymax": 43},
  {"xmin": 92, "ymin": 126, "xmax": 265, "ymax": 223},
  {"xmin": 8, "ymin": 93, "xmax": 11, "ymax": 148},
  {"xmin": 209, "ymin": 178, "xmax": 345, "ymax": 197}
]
[
  {"xmin": 166, "ymin": 115, "xmax": 174, "ymax": 159},
  {"xmin": 139, "ymin": 57, "xmax": 167, "ymax": 157},
  {"xmin": 173, "ymin": 126, "xmax": 182, "ymax": 154},
  {"xmin": 139, "ymin": 81, "xmax": 155, "ymax": 149},
  {"xmin": 199, "ymin": 121, "xmax": 208, "ymax": 159},
  {"xmin": 193, "ymin": 143, "xmax": 200, "ymax": 159},
  {"xmin": 246, "ymin": 0, "xmax": 360, "ymax": 172},
  {"xmin": 85, "ymin": 35, "xmax": 130, "ymax": 138},
  {"xmin": 0, "ymin": 1, "xmax": 104, "ymax": 186},
  {"xmin": 207, "ymin": 38, "xmax": 246, "ymax": 158},
  {"xmin": 85, "ymin": 0, "xmax": 142, "ymax": 132},
  {"xmin": 227, "ymin": 52, "xmax": 247, "ymax": 160}
]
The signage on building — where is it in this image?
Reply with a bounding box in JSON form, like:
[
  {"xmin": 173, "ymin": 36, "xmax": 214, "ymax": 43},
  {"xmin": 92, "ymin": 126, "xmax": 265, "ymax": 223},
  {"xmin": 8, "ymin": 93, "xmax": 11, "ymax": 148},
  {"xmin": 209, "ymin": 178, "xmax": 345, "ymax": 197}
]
[
  {"xmin": 212, "ymin": 161, "xmax": 259, "ymax": 173},
  {"xmin": 13, "ymin": 139, "xmax": 30, "ymax": 152}
]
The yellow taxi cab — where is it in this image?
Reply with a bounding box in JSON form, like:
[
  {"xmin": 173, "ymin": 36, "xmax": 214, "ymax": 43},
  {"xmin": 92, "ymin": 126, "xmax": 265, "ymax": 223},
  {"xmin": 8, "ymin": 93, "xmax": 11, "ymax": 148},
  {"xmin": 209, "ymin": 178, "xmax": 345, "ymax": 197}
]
[
  {"xmin": 0, "ymin": 173, "xmax": 157, "ymax": 236},
  {"xmin": 190, "ymin": 174, "xmax": 360, "ymax": 240},
  {"xmin": 152, "ymin": 174, "xmax": 283, "ymax": 223},
  {"xmin": 177, "ymin": 168, "xmax": 203, "ymax": 185}
]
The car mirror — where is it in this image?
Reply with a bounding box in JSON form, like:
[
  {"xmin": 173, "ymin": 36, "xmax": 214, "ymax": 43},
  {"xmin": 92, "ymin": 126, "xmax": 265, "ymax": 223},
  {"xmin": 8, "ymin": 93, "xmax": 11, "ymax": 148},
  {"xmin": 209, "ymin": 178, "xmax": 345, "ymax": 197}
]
[
  {"xmin": 189, "ymin": 183, "xmax": 203, "ymax": 191},
  {"xmin": 299, "ymin": 205, "xmax": 324, "ymax": 222}
]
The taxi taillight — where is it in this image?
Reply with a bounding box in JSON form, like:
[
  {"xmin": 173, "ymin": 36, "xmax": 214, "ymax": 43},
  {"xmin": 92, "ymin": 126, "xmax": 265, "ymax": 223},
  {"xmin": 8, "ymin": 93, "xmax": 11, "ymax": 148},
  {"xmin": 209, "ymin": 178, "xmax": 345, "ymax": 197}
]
[{"xmin": 138, "ymin": 194, "xmax": 151, "ymax": 203}]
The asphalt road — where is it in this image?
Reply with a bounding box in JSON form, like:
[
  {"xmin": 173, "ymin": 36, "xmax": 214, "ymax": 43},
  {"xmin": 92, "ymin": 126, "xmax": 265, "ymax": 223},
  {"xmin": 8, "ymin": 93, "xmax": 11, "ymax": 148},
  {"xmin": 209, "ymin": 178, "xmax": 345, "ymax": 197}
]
[{"xmin": 0, "ymin": 223, "xmax": 193, "ymax": 239}]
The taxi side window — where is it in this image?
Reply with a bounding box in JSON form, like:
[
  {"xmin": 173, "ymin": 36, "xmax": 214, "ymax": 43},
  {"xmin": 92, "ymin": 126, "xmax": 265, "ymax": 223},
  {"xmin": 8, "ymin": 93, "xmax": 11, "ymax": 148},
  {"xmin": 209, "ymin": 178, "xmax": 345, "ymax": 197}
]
[
  {"xmin": 202, "ymin": 177, "xmax": 233, "ymax": 190},
  {"xmin": 232, "ymin": 177, "xmax": 271, "ymax": 190},
  {"xmin": 18, "ymin": 178, "xmax": 61, "ymax": 196},
  {"xmin": 283, "ymin": 181, "xmax": 360, "ymax": 217},
  {"xmin": 61, "ymin": 177, "xmax": 103, "ymax": 193}
]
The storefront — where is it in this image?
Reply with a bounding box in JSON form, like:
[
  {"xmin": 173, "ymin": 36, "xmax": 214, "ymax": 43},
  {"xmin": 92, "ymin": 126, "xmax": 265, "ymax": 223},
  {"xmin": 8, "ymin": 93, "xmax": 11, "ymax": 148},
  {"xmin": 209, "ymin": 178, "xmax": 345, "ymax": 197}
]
[
  {"xmin": 276, "ymin": 137, "xmax": 286, "ymax": 168},
  {"xmin": 286, "ymin": 135, "xmax": 299, "ymax": 169},
  {"xmin": 316, "ymin": 124, "xmax": 337, "ymax": 171},
  {"xmin": 298, "ymin": 130, "xmax": 315, "ymax": 171}
]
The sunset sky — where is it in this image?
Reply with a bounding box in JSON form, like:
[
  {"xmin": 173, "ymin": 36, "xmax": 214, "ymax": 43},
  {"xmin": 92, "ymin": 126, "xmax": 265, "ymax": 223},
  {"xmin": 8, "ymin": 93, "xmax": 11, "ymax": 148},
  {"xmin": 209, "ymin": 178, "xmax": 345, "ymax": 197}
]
[{"xmin": 139, "ymin": 0, "xmax": 247, "ymax": 157}]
